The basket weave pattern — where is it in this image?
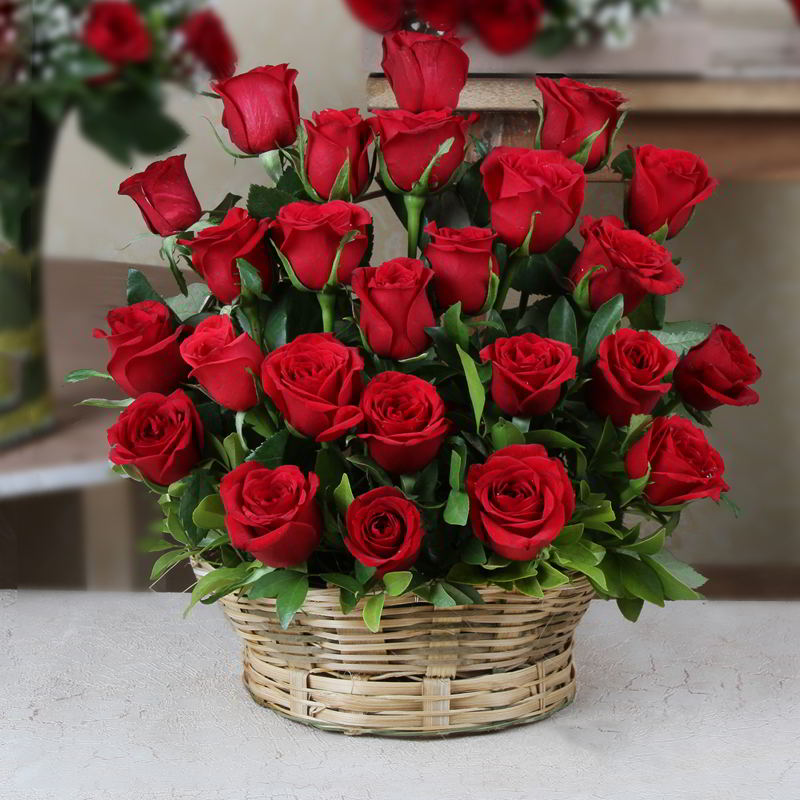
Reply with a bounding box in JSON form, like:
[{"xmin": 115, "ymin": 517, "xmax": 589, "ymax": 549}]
[{"xmin": 215, "ymin": 576, "xmax": 594, "ymax": 736}]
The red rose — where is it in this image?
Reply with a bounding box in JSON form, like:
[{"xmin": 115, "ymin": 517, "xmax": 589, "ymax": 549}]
[
  {"xmin": 625, "ymin": 416, "xmax": 729, "ymax": 507},
  {"xmin": 107, "ymin": 390, "xmax": 203, "ymax": 486},
  {"xmin": 467, "ymin": 0, "xmax": 542, "ymax": 55},
  {"xmin": 83, "ymin": 1, "xmax": 151, "ymax": 64},
  {"xmin": 93, "ymin": 301, "xmax": 189, "ymax": 397},
  {"xmin": 181, "ymin": 10, "xmax": 236, "ymax": 80},
  {"xmin": 179, "ymin": 315, "xmax": 263, "ymax": 412},
  {"xmin": 382, "ymin": 31, "xmax": 469, "ymax": 112},
  {"xmin": 261, "ymin": 333, "xmax": 364, "ymax": 442},
  {"xmin": 345, "ymin": 487, "xmax": 424, "ymax": 576},
  {"xmin": 271, "ymin": 201, "xmax": 372, "ymax": 289},
  {"xmin": 220, "ymin": 462, "xmax": 321, "ymax": 568},
  {"xmin": 212, "ymin": 64, "xmax": 300, "ymax": 154},
  {"xmin": 424, "ymin": 222, "xmax": 498, "ymax": 314},
  {"xmin": 180, "ymin": 208, "xmax": 271, "ymax": 304},
  {"xmin": 352, "ymin": 258, "xmax": 435, "ymax": 360},
  {"xmin": 480, "ymin": 334, "xmax": 577, "ymax": 417},
  {"xmin": 344, "ymin": 0, "xmax": 405, "ymax": 31},
  {"xmin": 536, "ymin": 77, "xmax": 627, "ymax": 172},
  {"xmin": 417, "ymin": 0, "xmax": 465, "ymax": 30},
  {"xmin": 628, "ymin": 145, "xmax": 718, "ymax": 239},
  {"xmin": 589, "ymin": 329, "xmax": 678, "ymax": 426},
  {"xmin": 467, "ymin": 444, "xmax": 575, "ymax": 561},
  {"xmin": 118, "ymin": 155, "xmax": 202, "ymax": 237},
  {"xmin": 480, "ymin": 147, "xmax": 586, "ymax": 252},
  {"xmin": 569, "ymin": 216, "xmax": 684, "ymax": 314},
  {"xmin": 358, "ymin": 371, "xmax": 451, "ymax": 474},
  {"xmin": 369, "ymin": 109, "xmax": 477, "ymax": 192},
  {"xmin": 674, "ymin": 325, "xmax": 761, "ymax": 411},
  {"xmin": 303, "ymin": 109, "xmax": 374, "ymax": 201}
]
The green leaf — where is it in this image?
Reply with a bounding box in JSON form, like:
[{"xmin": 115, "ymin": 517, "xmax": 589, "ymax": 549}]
[
  {"xmin": 362, "ymin": 593, "xmax": 386, "ymax": 632},
  {"xmin": 333, "ymin": 473, "xmax": 355, "ymax": 515},
  {"xmin": 619, "ymin": 555, "xmax": 665, "ymax": 606},
  {"xmin": 383, "ymin": 571, "xmax": 413, "ymax": 596},
  {"xmin": 127, "ymin": 268, "xmax": 165, "ymax": 306},
  {"xmin": 547, "ymin": 296, "xmax": 578, "ymax": 348},
  {"xmin": 628, "ymin": 295, "xmax": 667, "ymax": 332},
  {"xmin": 444, "ymin": 490, "xmax": 470, "ymax": 526},
  {"xmin": 623, "ymin": 529, "xmax": 666, "ymax": 556},
  {"xmin": 448, "ymin": 448, "xmax": 464, "ymax": 491},
  {"xmin": 247, "ymin": 184, "xmax": 295, "ymax": 220},
  {"xmin": 65, "ymin": 369, "xmax": 112, "ymax": 383},
  {"xmin": 249, "ymin": 569, "xmax": 302, "ymax": 599},
  {"xmin": 192, "ymin": 494, "xmax": 225, "ymax": 530},
  {"xmin": 620, "ymin": 414, "xmax": 653, "ymax": 454},
  {"xmin": 223, "ymin": 431, "xmax": 248, "ymax": 469},
  {"xmin": 570, "ymin": 119, "xmax": 609, "ymax": 167},
  {"xmin": 647, "ymin": 322, "xmax": 713, "ymax": 356},
  {"xmin": 617, "ymin": 597, "xmax": 644, "ymax": 622},
  {"xmin": 490, "ymin": 419, "xmax": 526, "ymax": 450},
  {"xmin": 79, "ymin": 397, "xmax": 133, "ymax": 409},
  {"xmin": 328, "ymin": 157, "xmax": 352, "ymax": 201},
  {"xmin": 321, "ymin": 573, "xmax": 362, "ymax": 594},
  {"xmin": 276, "ymin": 573, "xmax": 309, "ymax": 629},
  {"xmin": 247, "ymin": 429, "xmax": 290, "ymax": 468},
  {"xmin": 179, "ymin": 471, "xmax": 218, "ymax": 545},
  {"xmin": 347, "ymin": 454, "xmax": 393, "ymax": 487},
  {"xmin": 649, "ymin": 221, "xmax": 669, "ymax": 245},
  {"xmin": 515, "ymin": 576, "xmax": 544, "ymax": 597},
  {"xmin": 461, "ymin": 537, "xmax": 487, "ymax": 566},
  {"xmin": 412, "ymin": 137, "xmax": 455, "ymax": 195},
  {"xmin": 166, "ymin": 283, "xmax": 212, "ymax": 321},
  {"xmin": 611, "ymin": 149, "xmax": 635, "ymax": 180},
  {"xmin": 538, "ymin": 562, "xmax": 570, "ymax": 589},
  {"xmin": 443, "ymin": 303, "xmax": 470, "ymax": 351},
  {"xmin": 553, "ymin": 523, "xmax": 585, "ymax": 547},
  {"xmin": 583, "ymin": 294, "xmax": 624, "ymax": 366},
  {"xmin": 185, "ymin": 566, "xmax": 249, "ymax": 615},
  {"xmin": 571, "ymin": 265, "xmax": 606, "ymax": 315},
  {"xmin": 340, "ymin": 588, "xmax": 358, "ymax": 615},
  {"xmin": 355, "ymin": 561, "xmax": 377, "ymax": 585},
  {"xmin": 644, "ymin": 551, "xmax": 706, "ymax": 600},
  {"xmin": 149, "ymin": 549, "xmax": 189, "ymax": 581},
  {"xmin": 236, "ymin": 258, "xmax": 264, "ymax": 299},
  {"xmin": 456, "ymin": 344, "xmax": 486, "ymax": 431}
]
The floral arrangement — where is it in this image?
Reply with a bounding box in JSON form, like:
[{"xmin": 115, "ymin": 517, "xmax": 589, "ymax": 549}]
[
  {"xmin": 344, "ymin": 0, "xmax": 669, "ymax": 55},
  {"xmin": 73, "ymin": 30, "xmax": 761, "ymax": 632}
]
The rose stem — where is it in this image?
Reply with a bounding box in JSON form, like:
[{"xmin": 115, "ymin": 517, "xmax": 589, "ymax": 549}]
[
  {"xmin": 318, "ymin": 292, "xmax": 336, "ymax": 334},
  {"xmin": 403, "ymin": 194, "xmax": 426, "ymax": 258}
]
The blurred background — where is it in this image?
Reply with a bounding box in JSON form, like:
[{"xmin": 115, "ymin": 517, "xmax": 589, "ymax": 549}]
[{"xmin": 1, "ymin": 0, "xmax": 798, "ymax": 595}]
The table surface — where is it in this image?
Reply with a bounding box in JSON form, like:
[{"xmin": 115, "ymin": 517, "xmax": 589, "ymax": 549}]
[{"xmin": 3, "ymin": 593, "xmax": 799, "ymax": 800}]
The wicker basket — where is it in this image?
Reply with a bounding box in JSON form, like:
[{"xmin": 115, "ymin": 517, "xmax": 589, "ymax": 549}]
[{"xmin": 197, "ymin": 564, "xmax": 593, "ymax": 736}]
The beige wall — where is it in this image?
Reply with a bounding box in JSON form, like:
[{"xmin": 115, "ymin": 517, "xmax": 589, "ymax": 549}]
[{"xmin": 43, "ymin": 0, "xmax": 798, "ymax": 567}]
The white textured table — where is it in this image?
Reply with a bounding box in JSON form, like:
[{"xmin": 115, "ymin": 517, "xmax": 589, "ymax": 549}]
[{"xmin": 3, "ymin": 591, "xmax": 799, "ymax": 800}]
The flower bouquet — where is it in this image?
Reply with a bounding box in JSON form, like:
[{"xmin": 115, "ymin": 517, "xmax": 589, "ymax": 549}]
[{"xmin": 74, "ymin": 31, "xmax": 761, "ymax": 736}]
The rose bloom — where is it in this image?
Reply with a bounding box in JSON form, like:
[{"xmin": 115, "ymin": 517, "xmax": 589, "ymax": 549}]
[
  {"xmin": 467, "ymin": 444, "xmax": 575, "ymax": 561},
  {"xmin": 180, "ymin": 208, "xmax": 271, "ymax": 304},
  {"xmin": 220, "ymin": 462, "xmax": 321, "ymax": 568},
  {"xmin": 213, "ymin": 64, "xmax": 300, "ymax": 154},
  {"xmin": 82, "ymin": 1, "xmax": 151, "ymax": 65},
  {"xmin": 303, "ymin": 109, "xmax": 374, "ymax": 200},
  {"xmin": 628, "ymin": 145, "xmax": 719, "ymax": 239},
  {"xmin": 589, "ymin": 329, "xmax": 678, "ymax": 426},
  {"xmin": 179, "ymin": 315, "xmax": 263, "ymax": 412},
  {"xmin": 344, "ymin": 0, "xmax": 405, "ymax": 30},
  {"xmin": 359, "ymin": 371, "xmax": 451, "ymax": 474},
  {"xmin": 352, "ymin": 258, "xmax": 435, "ymax": 360},
  {"xmin": 674, "ymin": 325, "xmax": 761, "ymax": 411},
  {"xmin": 423, "ymin": 222, "xmax": 498, "ymax": 315},
  {"xmin": 118, "ymin": 155, "xmax": 202, "ymax": 237},
  {"xmin": 93, "ymin": 301, "xmax": 188, "ymax": 397},
  {"xmin": 481, "ymin": 147, "xmax": 586, "ymax": 252},
  {"xmin": 569, "ymin": 216, "xmax": 685, "ymax": 314},
  {"xmin": 382, "ymin": 31, "xmax": 469, "ymax": 112},
  {"xmin": 261, "ymin": 333, "xmax": 364, "ymax": 442},
  {"xmin": 107, "ymin": 390, "xmax": 203, "ymax": 486},
  {"xmin": 468, "ymin": 0, "xmax": 543, "ymax": 55},
  {"xmin": 626, "ymin": 416, "xmax": 729, "ymax": 507},
  {"xmin": 481, "ymin": 334, "xmax": 578, "ymax": 417},
  {"xmin": 536, "ymin": 77, "xmax": 627, "ymax": 171},
  {"xmin": 345, "ymin": 487, "xmax": 424, "ymax": 576},
  {"xmin": 181, "ymin": 10, "xmax": 236, "ymax": 80},
  {"xmin": 417, "ymin": 0, "xmax": 465, "ymax": 29},
  {"xmin": 271, "ymin": 201, "xmax": 372, "ymax": 289},
  {"xmin": 369, "ymin": 109, "xmax": 477, "ymax": 192}
]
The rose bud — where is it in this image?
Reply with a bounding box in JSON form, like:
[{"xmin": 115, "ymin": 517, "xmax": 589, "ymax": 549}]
[
  {"xmin": 588, "ymin": 329, "xmax": 678, "ymax": 426},
  {"xmin": 220, "ymin": 462, "xmax": 322, "ymax": 568},
  {"xmin": 480, "ymin": 334, "xmax": 577, "ymax": 417},
  {"xmin": 625, "ymin": 416, "xmax": 729, "ymax": 507},
  {"xmin": 467, "ymin": 444, "xmax": 575, "ymax": 561},
  {"xmin": 345, "ymin": 487, "xmax": 424, "ymax": 576},
  {"xmin": 480, "ymin": 147, "xmax": 586, "ymax": 252},
  {"xmin": 118, "ymin": 155, "xmax": 202, "ymax": 237},
  {"xmin": 212, "ymin": 64, "xmax": 300, "ymax": 154},
  {"xmin": 468, "ymin": 0, "xmax": 542, "ymax": 55},
  {"xmin": 344, "ymin": 0, "xmax": 405, "ymax": 31},
  {"xmin": 627, "ymin": 145, "xmax": 718, "ymax": 239},
  {"xmin": 261, "ymin": 333, "xmax": 364, "ymax": 442},
  {"xmin": 382, "ymin": 31, "xmax": 469, "ymax": 113},
  {"xmin": 303, "ymin": 109, "xmax": 374, "ymax": 201},
  {"xmin": 93, "ymin": 301, "xmax": 189, "ymax": 397},
  {"xmin": 417, "ymin": 0, "xmax": 465, "ymax": 30},
  {"xmin": 368, "ymin": 109, "xmax": 477, "ymax": 192},
  {"xmin": 107, "ymin": 390, "xmax": 203, "ymax": 486},
  {"xmin": 568, "ymin": 215, "xmax": 684, "ymax": 315},
  {"xmin": 359, "ymin": 371, "xmax": 451, "ymax": 474},
  {"xmin": 83, "ymin": 1, "xmax": 151, "ymax": 65},
  {"xmin": 535, "ymin": 77, "xmax": 627, "ymax": 172},
  {"xmin": 180, "ymin": 207, "xmax": 271, "ymax": 304},
  {"xmin": 351, "ymin": 258, "xmax": 435, "ymax": 360},
  {"xmin": 181, "ymin": 10, "xmax": 237, "ymax": 80},
  {"xmin": 674, "ymin": 325, "xmax": 761, "ymax": 411},
  {"xmin": 271, "ymin": 201, "xmax": 372, "ymax": 289},
  {"xmin": 424, "ymin": 222, "xmax": 498, "ymax": 314},
  {"xmin": 179, "ymin": 316, "xmax": 263, "ymax": 412}
]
